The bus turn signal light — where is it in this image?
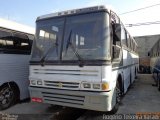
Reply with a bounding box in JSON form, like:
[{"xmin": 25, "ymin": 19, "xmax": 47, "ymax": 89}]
[
  {"xmin": 31, "ymin": 97, "xmax": 43, "ymax": 103},
  {"xmin": 102, "ymin": 83, "xmax": 109, "ymax": 90}
]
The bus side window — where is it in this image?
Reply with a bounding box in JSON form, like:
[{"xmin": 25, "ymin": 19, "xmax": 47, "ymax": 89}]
[
  {"xmin": 13, "ymin": 33, "xmax": 31, "ymax": 54},
  {"xmin": 121, "ymin": 25, "xmax": 127, "ymax": 48},
  {"xmin": 112, "ymin": 23, "xmax": 122, "ymax": 60},
  {"xmin": 112, "ymin": 23, "xmax": 121, "ymax": 46},
  {"xmin": 126, "ymin": 33, "xmax": 130, "ymax": 49},
  {"xmin": 0, "ymin": 30, "xmax": 13, "ymax": 51},
  {"xmin": 13, "ymin": 39, "xmax": 21, "ymax": 47},
  {"xmin": 0, "ymin": 40, "xmax": 5, "ymax": 48},
  {"xmin": 130, "ymin": 37, "xmax": 132, "ymax": 50}
]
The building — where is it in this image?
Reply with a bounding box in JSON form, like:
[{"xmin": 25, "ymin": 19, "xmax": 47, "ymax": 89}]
[{"xmin": 134, "ymin": 34, "xmax": 160, "ymax": 73}]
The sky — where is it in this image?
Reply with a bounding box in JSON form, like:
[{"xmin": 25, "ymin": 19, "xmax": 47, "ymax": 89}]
[{"xmin": 1, "ymin": 0, "xmax": 160, "ymax": 36}]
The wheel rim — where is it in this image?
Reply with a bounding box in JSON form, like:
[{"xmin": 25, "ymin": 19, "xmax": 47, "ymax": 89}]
[
  {"xmin": 0, "ymin": 87, "xmax": 14, "ymax": 108},
  {"xmin": 116, "ymin": 83, "xmax": 121, "ymax": 103}
]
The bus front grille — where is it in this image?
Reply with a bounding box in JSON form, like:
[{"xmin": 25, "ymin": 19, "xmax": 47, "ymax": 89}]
[
  {"xmin": 42, "ymin": 92, "xmax": 85, "ymax": 105},
  {"xmin": 44, "ymin": 81, "xmax": 80, "ymax": 89}
]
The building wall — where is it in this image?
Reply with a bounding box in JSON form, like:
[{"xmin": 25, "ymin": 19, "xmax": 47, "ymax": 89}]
[
  {"xmin": 135, "ymin": 34, "xmax": 160, "ymax": 58},
  {"xmin": 134, "ymin": 34, "xmax": 160, "ymax": 73}
]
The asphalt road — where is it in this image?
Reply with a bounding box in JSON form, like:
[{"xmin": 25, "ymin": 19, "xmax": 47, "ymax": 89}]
[{"xmin": 1, "ymin": 74, "xmax": 160, "ymax": 120}]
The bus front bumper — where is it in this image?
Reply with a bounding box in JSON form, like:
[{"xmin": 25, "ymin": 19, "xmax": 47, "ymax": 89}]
[{"xmin": 29, "ymin": 87, "xmax": 115, "ymax": 112}]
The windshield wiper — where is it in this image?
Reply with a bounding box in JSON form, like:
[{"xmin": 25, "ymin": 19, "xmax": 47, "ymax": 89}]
[
  {"xmin": 66, "ymin": 30, "xmax": 84, "ymax": 67},
  {"xmin": 40, "ymin": 37, "xmax": 58, "ymax": 66}
]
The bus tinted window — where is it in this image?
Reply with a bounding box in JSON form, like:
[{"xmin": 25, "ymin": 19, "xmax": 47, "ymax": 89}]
[
  {"xmin": 126, "ymin": 33, "xmax": 130, "ymax": 49},
  {"xmin": 62, "ymin": 12, "xmax": 105, "ymax": 60},
  {"xmin": 130, "ymin": 37, "xmax": 132, "ymax": 50},
  {"xmin": 121, "ymin": 25, "xmax": 127, "ymax": 47},
  {"xmin": 130, "ymin": 38, "xmax": 133, "ymax": 51},
  {"xmin": 0, "ymin": 29, "xmax": 32, "ymax": 54},
  {"xmin": 0, "ymin": 30, "xmax": 12, "ymax": 49}
]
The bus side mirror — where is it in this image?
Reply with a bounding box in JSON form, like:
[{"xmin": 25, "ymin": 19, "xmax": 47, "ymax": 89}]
[{"xmin": 113, "ymin": 23, "xmax": 121, "ymax": 41}]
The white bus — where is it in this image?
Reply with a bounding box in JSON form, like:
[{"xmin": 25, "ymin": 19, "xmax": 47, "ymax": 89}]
[
  {"xmin": 0, "ymin": 18, "xmax": 34, "ymax": 110},
  {"xmin": 149, "ymin": 39, "xmax": 160, "ymax": 91},
  {"xmin": 29, "ymin": 6, "xmax": 139, "ymax": 112}
]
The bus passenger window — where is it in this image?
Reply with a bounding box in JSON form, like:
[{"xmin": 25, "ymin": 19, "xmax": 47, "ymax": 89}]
[
  {"xmin": 13, "ymin": 40, "xmax": 21, "ymax": 47},
  {"xmin": 112, "ymin": 23, "xmax": 122, "ymax": 60},
  {"xmin": 121, "ymin": 25, "xmax": 127, "ymax": 47}
]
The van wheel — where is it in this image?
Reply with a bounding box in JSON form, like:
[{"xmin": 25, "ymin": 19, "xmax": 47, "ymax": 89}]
[
  {"xmin": 111, "ymin": 81, "xmax": 121, "ymax": 114},
  {"xmin": 0, "ymin": 85, "xmax": 16, "ymax": 110}
]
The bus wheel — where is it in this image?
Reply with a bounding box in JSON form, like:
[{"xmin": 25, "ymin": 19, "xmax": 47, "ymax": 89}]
[
  {"xmin": 116, "ymin": 81, "xmax": 121, "ymax": 103},
  {"xmin": 111, "ymin": 81, "xmax": 121, "ymax": 114},
  {"xmin": 0, "ymin": 85, "xmax": 16, "ymax": 110}
]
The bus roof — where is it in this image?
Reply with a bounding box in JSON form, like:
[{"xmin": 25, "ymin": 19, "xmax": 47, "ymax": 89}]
[
  {"xmin": 37, "ymin": 5, "xmax": 110, "ymax": 21},
  {"xmin": 0, "ymin": 18, "xmax": 35, "ymax": 35}
]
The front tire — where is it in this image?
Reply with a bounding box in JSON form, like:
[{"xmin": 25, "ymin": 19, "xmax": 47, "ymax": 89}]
[
  {"xmin": 111, "ymin": 81, "xmax": 122, "ymax": 113},
  {"xmin": 0, "ymin": 85, "xmax": 16, "ymax": 110}
]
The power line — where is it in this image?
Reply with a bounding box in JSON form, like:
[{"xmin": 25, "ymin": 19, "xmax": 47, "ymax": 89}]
[
  {"xmin": 120, "ymin": 3, "xmax": 160, "ymax": 15},
  {"xmin": 125, "ymin": 21, "xmax": 160, "ymax": 27}
]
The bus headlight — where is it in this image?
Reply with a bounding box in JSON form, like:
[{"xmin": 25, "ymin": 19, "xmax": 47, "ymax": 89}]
[
  {"xmin": 37, "ymin": 80, "xmax": 43, "ymax": 85},
  {"xmin": 93, "ymin": 84, "xmax": 100, "ymax": 89},
  {"xmin": 30, "ymin": 80, "xmax": 36, "ymax": 85},
  {"xmin": 81, "ymin": 82, "xmax": 109, "ymax": 91},
  {"xmin": 83, "ymin": 83, "xmax": 91, "ymax": 88}
]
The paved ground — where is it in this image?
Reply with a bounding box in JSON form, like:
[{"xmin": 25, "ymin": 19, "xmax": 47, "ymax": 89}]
[
  {"xmin": 0, "ymin": 74, "xmax": 160, "ymax": 120},
  {"xmin": 118, "ymin": 74, "xmax": 160, "ymax": 113},
  {"xmin": 78, "ymin": 74, "xmax": 160, "ymax": 120}
]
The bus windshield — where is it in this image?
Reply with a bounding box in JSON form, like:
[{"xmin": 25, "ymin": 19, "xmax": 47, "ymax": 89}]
[{"xmin": 31, "ymin": 12, "xmax": 110, "ymax": 62}]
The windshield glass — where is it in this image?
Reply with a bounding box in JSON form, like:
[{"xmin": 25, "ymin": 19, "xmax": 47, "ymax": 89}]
[
  {"xmin": 31, "ymin": 12, "xmax": 110, "ymax": 62},
  {"xmin": 62, "ymin": 12, "xmax": 109, "ymax": 61},
  {"xmin": 31, "ymin": 18, "xmax": 64, "ymax": 61}
]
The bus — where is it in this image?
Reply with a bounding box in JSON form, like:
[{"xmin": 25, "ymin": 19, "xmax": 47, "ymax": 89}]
[
  {"xmin": 0, "ymin": 18, "xmax": 34, "ymax": 110},
  {"xmin": 149, "ymin": 39, "xmax": 160, "ymax": 91},
  {"xmin": 29, "ymin": 6, "xmax": 139, "ymax": 112}
]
